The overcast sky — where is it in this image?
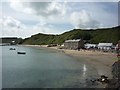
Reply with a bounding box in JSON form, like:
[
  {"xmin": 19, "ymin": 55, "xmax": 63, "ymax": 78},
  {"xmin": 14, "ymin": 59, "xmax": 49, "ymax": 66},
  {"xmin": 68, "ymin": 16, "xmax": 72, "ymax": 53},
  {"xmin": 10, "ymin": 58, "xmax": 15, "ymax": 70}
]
[{"xmin": 0, "ymin": 0, "xmax": 119, "ymax": 38}]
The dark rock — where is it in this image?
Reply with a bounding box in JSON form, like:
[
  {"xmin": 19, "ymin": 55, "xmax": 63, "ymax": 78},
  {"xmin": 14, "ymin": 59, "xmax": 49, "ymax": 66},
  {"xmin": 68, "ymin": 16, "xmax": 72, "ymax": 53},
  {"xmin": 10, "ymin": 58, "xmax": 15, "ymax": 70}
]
[
  {"xmin": 107, "ymin": 60, "xmax": 120, "ymax": 89},
  {"xmin": 112, "ymin": 61, "xmax": 120, "ymax": 79}
]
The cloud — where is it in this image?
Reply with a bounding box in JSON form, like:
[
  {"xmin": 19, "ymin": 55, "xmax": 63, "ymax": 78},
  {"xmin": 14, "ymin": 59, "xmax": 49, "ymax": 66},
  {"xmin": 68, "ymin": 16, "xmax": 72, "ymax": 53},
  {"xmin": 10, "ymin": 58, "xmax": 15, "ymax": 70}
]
[
  {"xmin": 10, "ymin": 1, "xmax": 116, "ymax": 30},
  {"xmin": 10, "ymin": 0, "xmax": 66, "ymax": 18},
  {"xmin": 1, "ymin": 16, "xmax": 27, "ymax": 38},
  {"xmin": 0, "ymin": 19, "xmax": 2, "ymax": 26},
  {"xmin": 2, "ymin": 16, "xmax": 24, "ymax": 29},
  {"xmin": 10, "ymin": 0, "xmax": 35, "ymax": 14},
  {"xmin": 1, "ymin": 16, "xmax": 61, "ymax": 38},
  {"xmin": 33, "ymin": 22, "xmax": 62, "ymax": 35},
  {"xmin": 2, "ymin": 1, "xmax": 117, "ymax": 38},
  {"xmin": 70, "ymin": 10, "xmax": 101, "ymax": 29}
]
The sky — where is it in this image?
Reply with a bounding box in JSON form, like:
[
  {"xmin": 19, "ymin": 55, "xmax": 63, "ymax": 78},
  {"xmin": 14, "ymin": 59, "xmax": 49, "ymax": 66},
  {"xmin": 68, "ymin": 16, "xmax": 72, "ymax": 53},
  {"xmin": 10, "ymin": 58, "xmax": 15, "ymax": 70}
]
[{"xmin": 0, "ymin": 0, "xmax": 119, "ymax": 38}]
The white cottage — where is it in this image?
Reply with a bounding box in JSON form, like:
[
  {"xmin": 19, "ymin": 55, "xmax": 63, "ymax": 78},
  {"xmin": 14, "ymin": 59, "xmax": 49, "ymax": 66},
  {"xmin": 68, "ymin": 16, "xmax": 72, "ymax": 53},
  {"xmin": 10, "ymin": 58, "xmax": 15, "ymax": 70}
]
[
  {"xmin": 84, "ymin": 43, "xmax": 97, "ymax": 49},
  {"xmin": 98, "ymin": 43, "xmax": 113, "ymax": 50}
]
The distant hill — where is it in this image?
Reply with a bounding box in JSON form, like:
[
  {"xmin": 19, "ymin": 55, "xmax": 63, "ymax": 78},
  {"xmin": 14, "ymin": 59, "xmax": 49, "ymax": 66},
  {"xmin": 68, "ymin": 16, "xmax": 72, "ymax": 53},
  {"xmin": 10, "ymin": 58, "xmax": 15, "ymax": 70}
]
[
  {"xmin": 22, "ymin": 26, "xmax": 120, "ymax": 45},
  {"xmin": 0, "ymin": 37, "xmax": 22, "ymax": 44}
]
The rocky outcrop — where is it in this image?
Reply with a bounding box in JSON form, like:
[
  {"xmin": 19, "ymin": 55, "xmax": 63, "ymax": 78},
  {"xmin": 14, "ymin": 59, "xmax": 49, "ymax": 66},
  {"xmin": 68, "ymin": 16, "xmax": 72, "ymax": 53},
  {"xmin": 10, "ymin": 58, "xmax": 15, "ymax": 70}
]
[{"xmin": 107, "ymin": 60, "xmax": 120, "ymax": 89}]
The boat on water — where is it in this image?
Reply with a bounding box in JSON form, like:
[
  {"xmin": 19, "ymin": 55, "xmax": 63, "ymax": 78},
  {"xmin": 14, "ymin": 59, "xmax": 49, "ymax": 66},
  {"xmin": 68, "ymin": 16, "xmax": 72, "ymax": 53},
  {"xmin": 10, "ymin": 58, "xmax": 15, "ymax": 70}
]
[
  {"xmin": 9, "ymin": 48, "xmax": 16, "ymax": 50},
  {"xmin": 17, "ymin": 51, "xmax": 26, "ymax": 54}
]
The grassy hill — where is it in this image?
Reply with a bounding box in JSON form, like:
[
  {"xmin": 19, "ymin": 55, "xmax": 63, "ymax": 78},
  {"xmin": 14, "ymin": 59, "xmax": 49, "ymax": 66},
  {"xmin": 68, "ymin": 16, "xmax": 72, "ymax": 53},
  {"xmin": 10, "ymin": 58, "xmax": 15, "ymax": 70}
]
[{"xmin": 22, "ymin": 26, "xmax": 120, "ymax": 45}]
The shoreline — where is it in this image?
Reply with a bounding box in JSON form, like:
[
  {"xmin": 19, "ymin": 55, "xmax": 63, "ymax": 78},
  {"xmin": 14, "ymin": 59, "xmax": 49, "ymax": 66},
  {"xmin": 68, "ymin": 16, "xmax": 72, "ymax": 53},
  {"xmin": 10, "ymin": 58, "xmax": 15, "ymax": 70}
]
[
  {"xmin": 42, "ymin": 45, "xmax": 117, "ymax": 78},
  {"xmin": 22, "ymin": 45, "xmax": 118, "ymax": 77},
  {"xmin": 17, "ymin": 45, "xmax": 119, "ymax": 88}
]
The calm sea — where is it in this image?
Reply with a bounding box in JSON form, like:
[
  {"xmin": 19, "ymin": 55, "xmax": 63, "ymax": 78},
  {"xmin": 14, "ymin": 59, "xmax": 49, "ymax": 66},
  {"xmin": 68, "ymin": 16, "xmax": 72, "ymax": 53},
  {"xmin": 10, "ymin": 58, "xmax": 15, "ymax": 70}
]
[{"xmin": 2, "ymin": 46, "xmax": 99, "ymax": 88}]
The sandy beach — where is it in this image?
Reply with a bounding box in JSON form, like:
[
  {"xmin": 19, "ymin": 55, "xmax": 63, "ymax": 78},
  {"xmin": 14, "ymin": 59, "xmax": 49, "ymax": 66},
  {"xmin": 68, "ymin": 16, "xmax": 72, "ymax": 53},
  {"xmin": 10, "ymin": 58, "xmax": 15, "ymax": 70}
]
[{"xmin": 63, "ymin": 49, "xmax": 117, "ymax": 77}]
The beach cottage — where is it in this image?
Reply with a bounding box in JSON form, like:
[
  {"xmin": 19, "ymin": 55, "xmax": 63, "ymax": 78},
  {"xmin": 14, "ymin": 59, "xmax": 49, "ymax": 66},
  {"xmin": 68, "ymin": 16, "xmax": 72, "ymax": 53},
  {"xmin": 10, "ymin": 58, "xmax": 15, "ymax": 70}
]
[
  {"xmin": 84, "ymin": 43, "xmax": 97, "ymax": 49},
  {"xmin": 98, "ymin": 43, "xmax": 113, "ymax": 50},
  {"xmin": 64, "ymin": 39, "xmax": 84, "ymax": 50}
]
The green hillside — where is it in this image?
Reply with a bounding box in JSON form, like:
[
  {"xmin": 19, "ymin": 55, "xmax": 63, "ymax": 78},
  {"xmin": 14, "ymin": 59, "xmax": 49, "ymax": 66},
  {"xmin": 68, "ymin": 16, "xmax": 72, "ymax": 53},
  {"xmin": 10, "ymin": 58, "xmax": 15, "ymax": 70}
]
[{"xmin": 22, "ymin": 26, "xmax": 120, "ymax": 45}]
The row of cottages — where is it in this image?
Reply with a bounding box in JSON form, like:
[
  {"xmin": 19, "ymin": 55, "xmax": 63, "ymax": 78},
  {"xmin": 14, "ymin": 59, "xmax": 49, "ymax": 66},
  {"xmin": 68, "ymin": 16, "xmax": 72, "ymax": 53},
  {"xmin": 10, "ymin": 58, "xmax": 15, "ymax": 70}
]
[
  {"xmin": 85, "ymin": 43, "xmax": 113, "ymax": 50},
  {"xmin": 64, "ymin": 39, "xmax": 120, "ymax": 51},
  {"xmin": 64, "ymin": 39, "xmax": 84, "ymax": 50},
  {"xmin": 97, "ymin": 43, "xmax": 113, "ymax": 50}
]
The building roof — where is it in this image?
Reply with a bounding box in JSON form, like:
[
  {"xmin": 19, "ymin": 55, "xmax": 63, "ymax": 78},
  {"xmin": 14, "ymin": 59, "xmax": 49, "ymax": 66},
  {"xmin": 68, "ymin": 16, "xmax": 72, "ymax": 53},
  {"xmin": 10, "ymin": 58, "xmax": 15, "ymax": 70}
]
[
  {"xmin": 65, "ymin": 39, "xmax": 81, "ymax": 43},
  {"xmin": 98, "ymin": 43, "xmax": 113, "ymax": 47}
]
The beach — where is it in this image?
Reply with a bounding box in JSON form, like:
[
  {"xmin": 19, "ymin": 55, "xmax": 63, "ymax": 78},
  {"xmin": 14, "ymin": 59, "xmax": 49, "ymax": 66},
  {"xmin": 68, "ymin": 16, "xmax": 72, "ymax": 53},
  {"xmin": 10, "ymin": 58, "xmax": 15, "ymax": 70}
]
[
  {"xmin": 42, "ymin": 45, "xmax": 118, "ymax": 78},
  {"xmin": 24, "ymin": 45, "xmax": 118, "ymax": 78},
  {"xmin": 64, "ymin": 49, "xmax": 117, "ymax": 77}
]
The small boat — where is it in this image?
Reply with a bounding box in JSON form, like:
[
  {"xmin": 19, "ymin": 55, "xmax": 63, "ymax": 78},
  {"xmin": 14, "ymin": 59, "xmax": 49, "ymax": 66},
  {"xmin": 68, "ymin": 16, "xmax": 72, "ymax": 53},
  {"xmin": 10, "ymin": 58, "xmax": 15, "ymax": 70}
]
[
  {"xmin": 17, "ymin": 51, "xmax": 26, "ymax": 54},
  {"xmin": 9, "ymin": 48, "xmax": 16, "ymax": 50}
]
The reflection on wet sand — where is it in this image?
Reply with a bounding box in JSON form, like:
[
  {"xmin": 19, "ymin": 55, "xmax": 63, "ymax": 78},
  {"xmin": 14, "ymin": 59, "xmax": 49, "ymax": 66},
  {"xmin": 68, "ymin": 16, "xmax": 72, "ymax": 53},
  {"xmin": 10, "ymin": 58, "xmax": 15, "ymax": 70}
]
[{"xmin": 83, "ymin": 64, "xmax": 87, "ymax": 77}]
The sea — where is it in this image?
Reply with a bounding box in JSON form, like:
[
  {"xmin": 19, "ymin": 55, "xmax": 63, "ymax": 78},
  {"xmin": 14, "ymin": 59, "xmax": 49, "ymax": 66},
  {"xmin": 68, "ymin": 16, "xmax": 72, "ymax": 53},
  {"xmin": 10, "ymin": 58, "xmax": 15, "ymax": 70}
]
[{"xmin": 1, "ymin": 46, "xmax": 99, "ymax": 88}]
